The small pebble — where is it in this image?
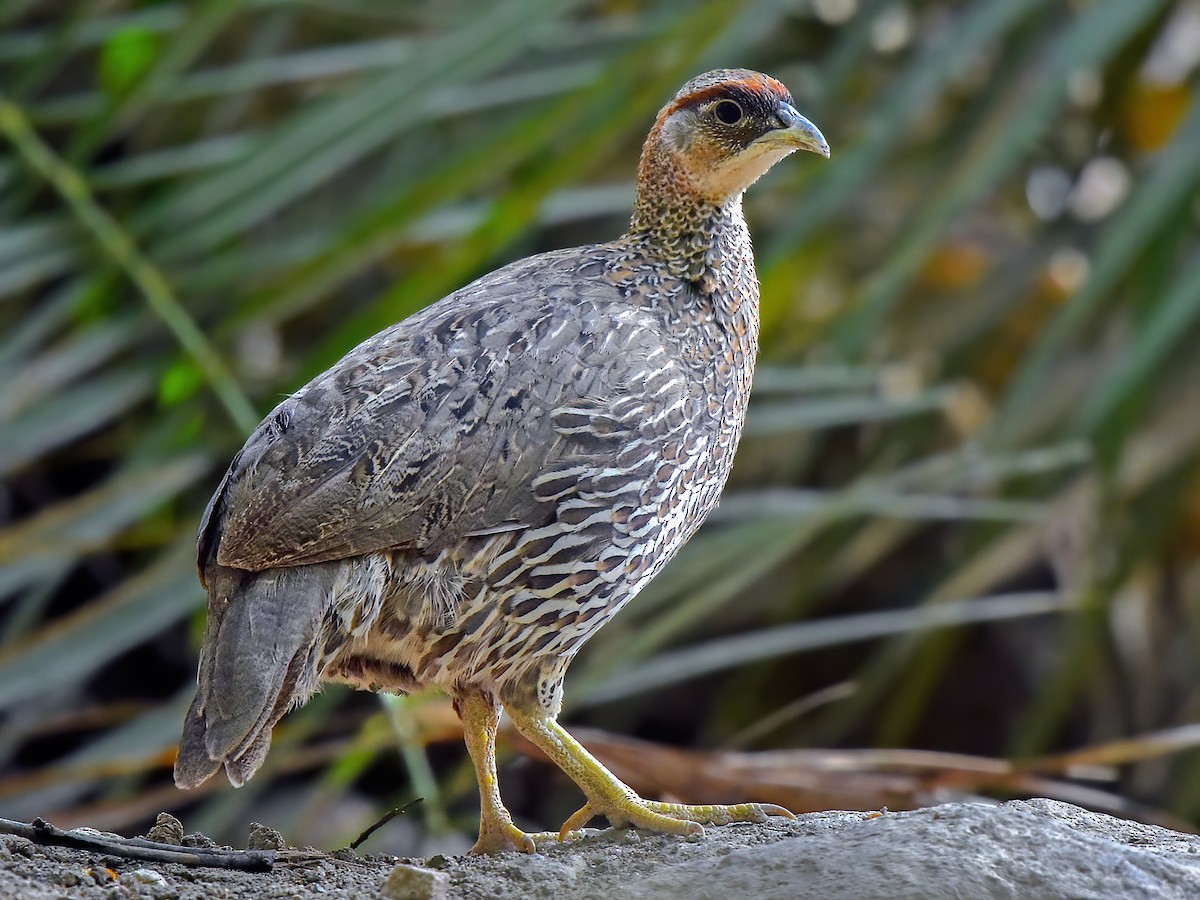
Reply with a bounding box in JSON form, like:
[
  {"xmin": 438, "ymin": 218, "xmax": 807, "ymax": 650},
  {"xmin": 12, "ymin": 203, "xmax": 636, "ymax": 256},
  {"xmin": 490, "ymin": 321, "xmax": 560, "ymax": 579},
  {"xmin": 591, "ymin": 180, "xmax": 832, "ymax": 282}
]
[
  {"xmin": 146, "ymin": 812, "xmax": 185, "ymax": 845},
  {"xmin": 181, "ymin": 832, "xmax": 217, "ymax": 849},
  {"xmin": 87, "ymin": 866, "xmax": 118, "ymax": 886},
  {"xmin": 302, "ymin": 865, "xmax": 331, "ymax": 883},
  {"xmin": 130, "ymin": 868, "xmax": 167, "ymax": 886},
  {"xmin": 247, "ymin": 821, "xmax": 285, "ymax": 851},
  {"xmin": 380, "ymin": 863, "xmax": 449, "ymax": 900}
]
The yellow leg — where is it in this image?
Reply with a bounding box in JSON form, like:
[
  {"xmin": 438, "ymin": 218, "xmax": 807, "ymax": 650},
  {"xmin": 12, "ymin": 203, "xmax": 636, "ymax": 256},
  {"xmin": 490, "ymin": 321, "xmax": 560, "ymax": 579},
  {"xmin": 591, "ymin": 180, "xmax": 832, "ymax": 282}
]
[
  {"xmin": 457, "ymin": 692, "xmax": 545, "ymax": 854},
  {"xmin": 506, "ymin": 706, "xmax": 794, "ymax": 840}
]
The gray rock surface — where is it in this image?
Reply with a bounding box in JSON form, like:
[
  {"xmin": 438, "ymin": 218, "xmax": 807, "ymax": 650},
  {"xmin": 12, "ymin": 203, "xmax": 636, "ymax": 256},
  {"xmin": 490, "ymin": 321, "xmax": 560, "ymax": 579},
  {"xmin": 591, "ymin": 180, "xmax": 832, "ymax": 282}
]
[
  {"xmin": 611, "ymin": 799, "xmax": 1200, "ymax": 900},
  {"xmin": 2, "ymin": 800, "xmax": 1199, "ymax": 898}
]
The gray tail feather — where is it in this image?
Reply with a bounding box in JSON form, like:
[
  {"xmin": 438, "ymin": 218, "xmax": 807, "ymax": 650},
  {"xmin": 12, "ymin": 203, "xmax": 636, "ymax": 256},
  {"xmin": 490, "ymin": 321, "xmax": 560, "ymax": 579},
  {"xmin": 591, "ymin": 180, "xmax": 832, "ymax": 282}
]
[{"xmin": 174, "ymin": 564, "xmax": 333, "ymax": 790}]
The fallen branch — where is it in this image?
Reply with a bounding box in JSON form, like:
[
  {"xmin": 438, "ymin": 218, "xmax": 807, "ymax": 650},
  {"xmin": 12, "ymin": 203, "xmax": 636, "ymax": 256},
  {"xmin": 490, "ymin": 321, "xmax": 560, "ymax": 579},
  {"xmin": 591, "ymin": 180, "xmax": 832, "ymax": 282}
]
[{"xmin": 0, "ymin": 816, "xmax": 274, "ymax": 871}]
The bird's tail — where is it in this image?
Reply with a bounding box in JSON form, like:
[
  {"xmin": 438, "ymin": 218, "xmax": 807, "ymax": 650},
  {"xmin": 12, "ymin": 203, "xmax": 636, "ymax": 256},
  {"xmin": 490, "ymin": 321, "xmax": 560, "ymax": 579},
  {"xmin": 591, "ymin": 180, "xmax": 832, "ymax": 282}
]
[{"xmin": 174, "ymin": 563, "xmax": 334, "ymax": 789}]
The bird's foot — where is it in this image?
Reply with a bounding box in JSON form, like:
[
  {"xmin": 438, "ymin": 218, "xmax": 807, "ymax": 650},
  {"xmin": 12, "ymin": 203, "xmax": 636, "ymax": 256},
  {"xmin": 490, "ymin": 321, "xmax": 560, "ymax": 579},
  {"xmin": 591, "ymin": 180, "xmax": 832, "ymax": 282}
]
[
  {"xmin": 470, "ymin": 816, "xmax": 575, "ymax": 855},
  {"xmin": 505, "ymin": 708, "xmax": 794, "ymax": 842},
  {"xmin": 558, "ymin": 794, "xmax": 794, "ymax": 838}
]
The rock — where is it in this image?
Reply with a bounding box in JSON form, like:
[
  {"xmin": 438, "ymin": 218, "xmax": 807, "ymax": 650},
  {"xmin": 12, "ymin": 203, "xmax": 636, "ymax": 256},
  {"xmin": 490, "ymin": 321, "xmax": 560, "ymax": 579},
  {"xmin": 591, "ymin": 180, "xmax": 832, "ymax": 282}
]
[
  {"xmin": 129, "ymin": 868, "xmax": 167, "ymax": 886},
  {"xmin": 146, "ymin": 812, "xmax": 185, "ymax": 845},
  {"xmin": 86, "ymin": 865, "xmax": 118, "ymax": 886},
  {"xmin": 181, "ymin": 832, "xmax": 217, "ymax": 849},
  {"xmin": 380, "ymin": 863, "xmax": 450, "ymax": 900},
  {"xmin": 610, "ymin": 800, "xmax": 1200, "ymax": 900},
  {"xmin": 247, "ymin": 821, "xmax": 285, "ymax": 851},
  {"xmin": 3, "ymin": 800, "xmax": 1200, "ymax": 898}
]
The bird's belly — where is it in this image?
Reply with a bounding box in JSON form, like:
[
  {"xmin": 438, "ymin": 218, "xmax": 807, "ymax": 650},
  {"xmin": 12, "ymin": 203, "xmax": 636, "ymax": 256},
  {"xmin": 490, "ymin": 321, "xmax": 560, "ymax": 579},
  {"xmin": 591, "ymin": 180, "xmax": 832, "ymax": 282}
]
[{"xmin": 324, "ymin": 431, "xmax": 733, "ymax": 697}]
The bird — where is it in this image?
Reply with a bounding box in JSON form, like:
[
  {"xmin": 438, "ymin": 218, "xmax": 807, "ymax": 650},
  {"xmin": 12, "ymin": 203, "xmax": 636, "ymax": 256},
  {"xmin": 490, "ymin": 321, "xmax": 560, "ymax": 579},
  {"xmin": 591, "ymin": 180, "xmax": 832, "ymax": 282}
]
[{"xmin": 174, "ymin": 68, "xmax": 829, "ymax": 854}]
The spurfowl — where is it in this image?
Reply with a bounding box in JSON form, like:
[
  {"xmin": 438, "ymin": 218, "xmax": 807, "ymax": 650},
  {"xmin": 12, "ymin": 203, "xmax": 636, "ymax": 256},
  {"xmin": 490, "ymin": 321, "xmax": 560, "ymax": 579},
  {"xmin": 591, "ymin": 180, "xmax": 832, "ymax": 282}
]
[{"xmin": 175, "ymin": 69, "xmax": 828, "ymax": 853}]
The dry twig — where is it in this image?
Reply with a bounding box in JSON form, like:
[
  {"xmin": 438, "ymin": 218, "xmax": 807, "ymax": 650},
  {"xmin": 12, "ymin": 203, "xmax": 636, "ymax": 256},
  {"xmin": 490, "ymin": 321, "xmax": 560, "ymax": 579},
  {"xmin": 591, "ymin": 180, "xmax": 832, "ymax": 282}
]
[
  {"xmin": 0, "ymin": 816, "xmax": 274, "ymax": 871},
  {"xmin": 346, "ymin": 799, "xmax": 422, "ymax": 851}
]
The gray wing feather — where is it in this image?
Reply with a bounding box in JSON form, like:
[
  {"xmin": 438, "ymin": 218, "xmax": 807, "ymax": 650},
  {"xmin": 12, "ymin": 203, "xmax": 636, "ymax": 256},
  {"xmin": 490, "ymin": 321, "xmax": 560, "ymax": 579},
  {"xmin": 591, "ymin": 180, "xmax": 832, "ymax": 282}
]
[{"xmin": 205, "ymin": 250, "xmax": 668, "ymax": 573}]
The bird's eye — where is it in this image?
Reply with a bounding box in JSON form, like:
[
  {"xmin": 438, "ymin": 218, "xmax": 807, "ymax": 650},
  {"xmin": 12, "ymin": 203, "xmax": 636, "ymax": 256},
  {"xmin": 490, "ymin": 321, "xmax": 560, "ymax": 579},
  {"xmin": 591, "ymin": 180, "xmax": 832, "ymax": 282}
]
[{"xmin": 714, "ymin": 99, "xmax": 743, "ymax": 125}]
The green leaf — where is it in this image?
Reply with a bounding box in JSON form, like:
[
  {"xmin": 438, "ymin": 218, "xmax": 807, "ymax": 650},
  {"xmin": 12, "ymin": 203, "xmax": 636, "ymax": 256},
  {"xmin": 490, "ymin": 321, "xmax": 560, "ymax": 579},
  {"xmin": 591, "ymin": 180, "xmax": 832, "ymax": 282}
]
[
  {"xmin": 0, "ymin": 369, "xmax": 152, "ymax": 475},
  {"xmin": 832, "ymin": 0, "xmax": 1170, "ymax": 358},
  {"xmin": 575, "ymin": 592, "xmax": 1067, "ymax": 708},
  {"xmin": 0, "ymin": 543, "xmax": 200, "ymax": 712},
  {"xmin": 97, "ymin": 26, "xmax": 161, "ymax": 95},
  {"xmin": 158, "ymin": 358, "xmax": 204, "ymax": 407},
  {"xmin": 138, "ymin": 0, "xmax": 591, "ymax": 260},
  {"xmin": 0, "ymin": 455, "xmax": 210, "ymax": 566},
  {"xmin": 996, "ymin": 92, "xmax": 1200, "ymax": 446}
]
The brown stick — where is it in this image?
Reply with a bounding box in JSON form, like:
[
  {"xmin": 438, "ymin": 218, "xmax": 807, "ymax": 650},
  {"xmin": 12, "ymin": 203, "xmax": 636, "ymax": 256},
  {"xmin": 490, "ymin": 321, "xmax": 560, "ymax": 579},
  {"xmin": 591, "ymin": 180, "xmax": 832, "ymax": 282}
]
[
  {"xmin": 0, "ymin": 816, "xmax": 274, "ymax": 871},
  {"xmin": 347, "ymin": 799, "xmax": 422, "ymax": 851}
]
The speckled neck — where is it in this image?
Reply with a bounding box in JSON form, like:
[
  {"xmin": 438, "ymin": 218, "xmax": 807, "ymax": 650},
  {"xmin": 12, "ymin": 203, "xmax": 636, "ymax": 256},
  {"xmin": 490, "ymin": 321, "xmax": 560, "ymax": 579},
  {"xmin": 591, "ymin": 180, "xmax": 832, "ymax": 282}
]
[{"xmin": 626, "ymin": 129, "xmax": 752, "ymax": 286}]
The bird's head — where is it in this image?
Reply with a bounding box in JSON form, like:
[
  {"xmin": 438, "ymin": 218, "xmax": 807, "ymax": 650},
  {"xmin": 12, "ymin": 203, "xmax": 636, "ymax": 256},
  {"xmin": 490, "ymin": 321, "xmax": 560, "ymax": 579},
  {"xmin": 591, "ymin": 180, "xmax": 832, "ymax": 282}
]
[{"xmin": 638, "ymin": 69, "xmax": 829, "ymax": 208}]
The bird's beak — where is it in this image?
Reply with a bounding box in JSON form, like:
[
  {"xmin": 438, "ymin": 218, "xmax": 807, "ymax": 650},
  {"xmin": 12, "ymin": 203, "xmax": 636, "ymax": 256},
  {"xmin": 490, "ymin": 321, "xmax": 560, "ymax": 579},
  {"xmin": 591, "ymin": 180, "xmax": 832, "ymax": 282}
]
[{"xmin": 766, "ymin": 103, "xmax": 830, "ymax": 159}]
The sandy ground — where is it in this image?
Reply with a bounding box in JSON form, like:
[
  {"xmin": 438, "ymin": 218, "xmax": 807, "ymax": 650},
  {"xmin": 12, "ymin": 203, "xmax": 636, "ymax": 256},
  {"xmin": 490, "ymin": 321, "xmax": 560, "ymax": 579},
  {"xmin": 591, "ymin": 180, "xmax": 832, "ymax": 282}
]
[
  {"xmin": 0, "ymin": 814, "xmax": 838, "ymax": 899},
  {"xmin": 9, "ymin": 800, "xmax": 1200, "ymax": 898}
]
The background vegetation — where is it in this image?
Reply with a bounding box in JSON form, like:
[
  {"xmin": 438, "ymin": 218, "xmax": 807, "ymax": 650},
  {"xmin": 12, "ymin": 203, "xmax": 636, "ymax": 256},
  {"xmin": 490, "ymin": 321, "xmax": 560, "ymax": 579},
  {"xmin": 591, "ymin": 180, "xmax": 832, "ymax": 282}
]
[{"xmin": 2, "ymin": 0, "xmax": 1200, "ymax": 854}]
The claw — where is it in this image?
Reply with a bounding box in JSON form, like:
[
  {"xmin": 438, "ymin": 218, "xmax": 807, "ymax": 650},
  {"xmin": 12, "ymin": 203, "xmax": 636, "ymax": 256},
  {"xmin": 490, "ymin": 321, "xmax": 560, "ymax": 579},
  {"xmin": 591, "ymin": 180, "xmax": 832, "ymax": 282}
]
[{"xmin": 560, "ymin": 804, "xmax": 596, "ymax": 837}]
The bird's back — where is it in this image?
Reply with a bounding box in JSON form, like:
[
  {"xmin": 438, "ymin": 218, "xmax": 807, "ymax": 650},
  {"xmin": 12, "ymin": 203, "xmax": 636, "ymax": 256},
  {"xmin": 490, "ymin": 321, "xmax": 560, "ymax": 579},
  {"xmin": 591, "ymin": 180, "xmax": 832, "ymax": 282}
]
[{"xmin": 202, "ymin": 241, "xmax": 726, "ymax": 575}]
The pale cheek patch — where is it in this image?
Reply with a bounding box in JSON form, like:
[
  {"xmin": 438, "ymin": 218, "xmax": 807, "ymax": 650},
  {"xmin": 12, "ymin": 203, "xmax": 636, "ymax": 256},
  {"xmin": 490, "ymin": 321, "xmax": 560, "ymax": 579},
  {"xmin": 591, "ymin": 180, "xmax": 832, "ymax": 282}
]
[{"xmin": 685, "ymin": 143, "xmax": 794, "ymax": 202}]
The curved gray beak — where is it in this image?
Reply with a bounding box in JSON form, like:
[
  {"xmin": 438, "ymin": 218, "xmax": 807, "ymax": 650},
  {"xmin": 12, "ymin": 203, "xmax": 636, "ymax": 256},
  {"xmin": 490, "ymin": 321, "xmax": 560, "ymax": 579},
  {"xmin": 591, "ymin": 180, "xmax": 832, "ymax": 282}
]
[{"xmin": 771, "ymin": 102, "xmax": 830, "ymax": 159}]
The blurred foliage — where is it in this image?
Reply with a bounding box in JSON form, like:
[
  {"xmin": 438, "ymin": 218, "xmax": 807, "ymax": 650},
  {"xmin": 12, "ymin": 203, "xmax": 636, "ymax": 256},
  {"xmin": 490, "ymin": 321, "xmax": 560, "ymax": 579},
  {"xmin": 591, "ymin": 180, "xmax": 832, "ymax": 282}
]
[{"xmin": 2, "ymin": 0, "xmax": 1200, "ymax": 855}]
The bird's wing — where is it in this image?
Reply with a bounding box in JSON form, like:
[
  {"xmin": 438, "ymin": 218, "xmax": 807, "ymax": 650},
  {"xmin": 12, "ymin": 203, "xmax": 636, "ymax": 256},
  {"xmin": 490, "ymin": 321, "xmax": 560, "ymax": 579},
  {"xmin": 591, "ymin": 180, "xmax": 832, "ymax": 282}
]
[{"xmin": 201, "ymin": 250, "xmax": 683, "ymax": 574}]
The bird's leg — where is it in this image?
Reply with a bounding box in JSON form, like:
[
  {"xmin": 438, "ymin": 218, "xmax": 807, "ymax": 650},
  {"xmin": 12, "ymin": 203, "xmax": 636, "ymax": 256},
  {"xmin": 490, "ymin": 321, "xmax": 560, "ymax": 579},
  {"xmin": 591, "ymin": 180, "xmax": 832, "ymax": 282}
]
[
  {"xmin": 456, "ymin": 692, "xmax": 559, "ymax": 854},
  {"xmin": 505, "ymin": 706, "xmax": 794, "ymax": 840}
]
